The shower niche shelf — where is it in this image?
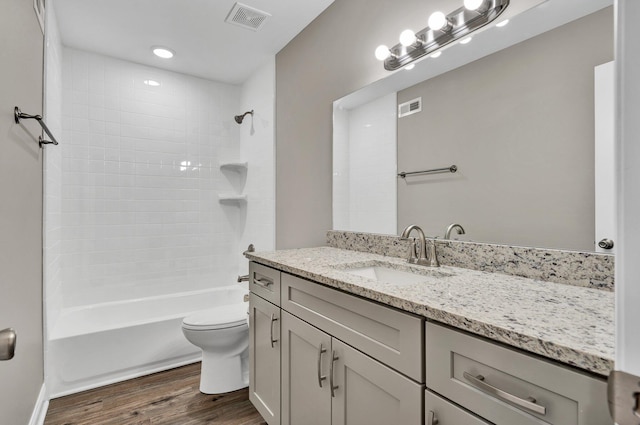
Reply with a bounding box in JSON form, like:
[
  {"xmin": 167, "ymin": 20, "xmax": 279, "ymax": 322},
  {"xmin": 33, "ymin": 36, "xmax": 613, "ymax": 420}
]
[
  {"xmin": 218, "ymin": 194, "xmax": 248, "ymax": 205},
  {"xmin": 220, "ymin": 162, "xmax": 248, "ymax": 173}
]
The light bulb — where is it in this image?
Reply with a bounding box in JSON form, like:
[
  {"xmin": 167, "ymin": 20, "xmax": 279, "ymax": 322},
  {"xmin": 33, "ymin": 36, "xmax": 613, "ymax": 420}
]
[
  {"xmin": 431, "ymin": 51, "xmax": 442, "ymax": 58},
  {"xmin": 428, "ymin": 11, "xmax": 448, "ymax": 31},
  {"xmin": 152, "ymin": 47, "xmax": 174, "ymax": 59},
  {"xmin": 460, "ymin": 36, "xmax": 472, "ymax": 45},
  {"xmin": 375, "ymin": 45, "xmax": 391, "ymax": 61},
  {"xmin": 464, "ymin": 0, "xmax": 484, "ymax": 11},
  {"xmin": 399, "ymin": 29, "xmax": 417, "ymax": 47},
  {"xmin": 496, "ymin": 19, "xmax": 509, "ymax": 27}
]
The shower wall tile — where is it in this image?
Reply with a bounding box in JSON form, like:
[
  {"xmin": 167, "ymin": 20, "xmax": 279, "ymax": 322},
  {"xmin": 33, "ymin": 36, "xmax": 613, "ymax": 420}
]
[{"xmin": 60, "ymin": 48, "xmax": 242, "ymax": 307}]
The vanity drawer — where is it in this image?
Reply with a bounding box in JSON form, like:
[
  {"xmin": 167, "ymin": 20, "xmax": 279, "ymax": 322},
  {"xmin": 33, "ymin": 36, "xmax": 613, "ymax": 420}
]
[
  {"xmin": 425, "ymin": 323, "xmax": 612, "ymax": 425},
  {"xmin": 425, "ymin": 390, "xmax": 491, "ymax": 425},
  {"xmin": 281, "ymin": 272, "xmax": 423, "ymax": 382},
  {"xmin": 249, "ymin": 262, "xmax": 281, "ymax": 306}
]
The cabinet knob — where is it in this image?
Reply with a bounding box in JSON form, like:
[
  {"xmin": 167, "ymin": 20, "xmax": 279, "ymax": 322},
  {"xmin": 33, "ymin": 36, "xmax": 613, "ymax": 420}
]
[{"xmin": 598, "ymin": 238, "xmax": 614, "ymax": 250}]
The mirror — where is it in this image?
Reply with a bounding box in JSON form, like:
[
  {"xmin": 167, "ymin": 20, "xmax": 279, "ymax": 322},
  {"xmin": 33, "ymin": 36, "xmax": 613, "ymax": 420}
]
[{"xmin": 333, "ymin": 0, "xmax": 614, "ymax": 252}]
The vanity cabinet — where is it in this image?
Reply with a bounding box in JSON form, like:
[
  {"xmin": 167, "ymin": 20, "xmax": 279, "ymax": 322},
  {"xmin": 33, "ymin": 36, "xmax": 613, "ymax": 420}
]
[
  {"xmin": 248, "ymin": 261, "xmax": 282, "ymax": 425},
  {"xmin": 280, "ymin": 272, "xmax": 423, "ymax": 382},
  {"xmin": 249, "ymin": 261, "xmax": 424, "ymax": 425},
  {"xmin": 249, "ymin": 260, "xmax": 611, "ymax": 425},
  {"xmin": 425, "ymin": 322, "xmax": 612, "ymax": 425},
  {"xmin": 281, "ymin": 310, "xmax": 423, "ymax": 425}
]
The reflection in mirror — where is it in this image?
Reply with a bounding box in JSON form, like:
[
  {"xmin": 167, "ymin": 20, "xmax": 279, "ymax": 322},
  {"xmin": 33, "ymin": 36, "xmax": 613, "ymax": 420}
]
[{"xmin": 332, "ymin": 0, "xmax": 614, "ymax": 253}]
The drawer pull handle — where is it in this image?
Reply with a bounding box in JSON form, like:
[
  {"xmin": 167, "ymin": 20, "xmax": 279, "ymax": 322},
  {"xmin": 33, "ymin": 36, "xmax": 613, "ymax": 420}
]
[
  {"xmin": 269, "ymin": 314, "xmax": 278, "ymax": 348},
  {"xmin": 330, "ymin": 351, "xmax": 339, "ymax": 398},
  {"xmin": 254, "ymin": 276, "xmax": 273, "ymax": 287},
  {"xmin": 427, "ymin": 410, "xmax": 439, "ymax": 425},
  {"xmin": 463, "ymin": 372, "xmax": 547, "ymax": 416},
  {"xmin": 317, "ymin": 344, "xmax": 327, "ymax": 388}
]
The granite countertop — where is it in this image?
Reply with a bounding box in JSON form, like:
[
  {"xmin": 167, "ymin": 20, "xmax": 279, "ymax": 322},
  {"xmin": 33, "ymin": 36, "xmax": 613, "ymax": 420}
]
[{"xmin": 246, "ymin": 246, "xmax": 614, "ymax": 377}]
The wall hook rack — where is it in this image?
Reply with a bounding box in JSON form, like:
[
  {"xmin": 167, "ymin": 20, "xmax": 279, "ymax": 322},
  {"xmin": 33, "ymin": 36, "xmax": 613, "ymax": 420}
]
[{"xmin": 14, "ymin": 106, "xmax": 59, "ymax": 147}]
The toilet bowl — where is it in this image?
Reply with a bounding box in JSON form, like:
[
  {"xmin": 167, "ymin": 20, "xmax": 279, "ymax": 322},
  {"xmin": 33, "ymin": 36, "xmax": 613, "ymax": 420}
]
[{"xmin": 182, "ymin": 302, "xmax": 249, "ymax": 394}]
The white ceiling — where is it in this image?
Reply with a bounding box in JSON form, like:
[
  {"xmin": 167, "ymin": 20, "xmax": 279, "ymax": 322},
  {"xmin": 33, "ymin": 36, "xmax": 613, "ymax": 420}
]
[{"xmin": 53, "ymin": 0, "xmax": 335, "ymax": 84}]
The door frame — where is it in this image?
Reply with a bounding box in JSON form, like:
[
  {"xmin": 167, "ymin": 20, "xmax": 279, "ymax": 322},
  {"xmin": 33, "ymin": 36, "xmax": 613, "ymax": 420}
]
[{"xmin": 614, "ymin": 0, "xmax": 640, "ymax": 375}]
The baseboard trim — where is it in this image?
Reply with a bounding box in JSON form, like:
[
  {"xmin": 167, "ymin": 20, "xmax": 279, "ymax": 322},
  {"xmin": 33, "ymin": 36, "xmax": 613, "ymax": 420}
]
[{"xmin": 28, "ymin": 383, "xmax": 49, "ymax": 425}]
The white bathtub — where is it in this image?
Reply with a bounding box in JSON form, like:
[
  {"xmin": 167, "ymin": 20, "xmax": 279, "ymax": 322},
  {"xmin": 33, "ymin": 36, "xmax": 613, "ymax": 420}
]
[{"xmin": 47, "ymin": 286, "xmax": 247, "ymax": 398}]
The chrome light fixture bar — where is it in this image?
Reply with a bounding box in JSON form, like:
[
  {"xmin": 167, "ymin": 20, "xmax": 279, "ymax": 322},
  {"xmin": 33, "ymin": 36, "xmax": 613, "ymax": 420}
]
[{"xmin": 377, "ymin": 0, "xmax": 510, "ymax": 71}]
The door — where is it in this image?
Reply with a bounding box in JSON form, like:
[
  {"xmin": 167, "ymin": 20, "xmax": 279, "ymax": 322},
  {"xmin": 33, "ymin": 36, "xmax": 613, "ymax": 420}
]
[
  {"xmin": 281, "ymin": 311, "xmax": 331, "ymax": 425},
  {"xmin": 249, "ymin": 293, "xmax": 281, "ymax": 425},
  {"xmin": 0, "ymin": 1, "xmax": 45, "ymax": 424},
  {"xmin": 330, "ymin": 339, "xmax": 423, "ymax": 425},
  {"xmin": 614, "ymin": 2, "xmax": 640, "ymax": 425}
]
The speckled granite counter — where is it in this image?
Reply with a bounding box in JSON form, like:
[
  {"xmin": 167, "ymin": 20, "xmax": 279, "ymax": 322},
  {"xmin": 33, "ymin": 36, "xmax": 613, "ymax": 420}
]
[{"xmin": 246, "ymin": 247, "xmax": 614, "ymax": 377}]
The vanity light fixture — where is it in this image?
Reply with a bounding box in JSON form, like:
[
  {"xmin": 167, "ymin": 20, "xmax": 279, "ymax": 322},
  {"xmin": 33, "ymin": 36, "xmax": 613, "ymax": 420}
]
[
  {"xmin": 375, "ymin": 0, "xmax": 509, "ymax": 71},
  {"xmin": 152, "ymin": 46, "xmax": 175, "ymax": 59}
]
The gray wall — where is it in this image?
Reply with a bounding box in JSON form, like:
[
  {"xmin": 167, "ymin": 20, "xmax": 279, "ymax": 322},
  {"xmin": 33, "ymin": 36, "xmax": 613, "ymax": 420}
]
[
  {"xmin": 397, "ymin": 8, "xmax": 613, "ymax": 251},
  {"xmin": 0, "ymin": 0, "xmax": 45, "ymax": 422},
  {"xmin": 276, "ymin": 0, "xmax": 441, "ymax": 249}
]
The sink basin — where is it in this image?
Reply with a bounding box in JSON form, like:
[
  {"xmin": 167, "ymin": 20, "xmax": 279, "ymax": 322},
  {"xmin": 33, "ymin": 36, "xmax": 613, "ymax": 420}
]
[{"xmin": 338, "ymin": 261, "xmax": 453, "ymax": 286}]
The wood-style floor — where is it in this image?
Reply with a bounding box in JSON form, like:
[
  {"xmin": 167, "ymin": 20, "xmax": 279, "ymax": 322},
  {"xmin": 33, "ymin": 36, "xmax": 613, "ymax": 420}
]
[{"xmin": 44, "ymin": 363, "xmax": 267, "ymax": 425}]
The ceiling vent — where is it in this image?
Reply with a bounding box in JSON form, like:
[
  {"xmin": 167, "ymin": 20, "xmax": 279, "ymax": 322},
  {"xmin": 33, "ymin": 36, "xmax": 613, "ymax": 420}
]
[
  {"xmin": 225, "ymin": 3, "xmax": 271, "ymax": 31},
  {"xmin": 398, "ymin": 97, "xmax": 422, "ymax": 118}
]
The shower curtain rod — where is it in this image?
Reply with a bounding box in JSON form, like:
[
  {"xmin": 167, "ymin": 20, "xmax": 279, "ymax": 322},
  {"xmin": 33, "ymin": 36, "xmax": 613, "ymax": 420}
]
[{"xmin": 14, "ymin": 106, "xmax": 59, "ymax": 147}]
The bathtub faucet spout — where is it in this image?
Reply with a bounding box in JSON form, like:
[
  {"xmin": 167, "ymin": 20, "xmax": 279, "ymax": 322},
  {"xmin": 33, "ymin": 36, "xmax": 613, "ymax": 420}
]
[{"xmin": 237, "ymin": 275, "xmax": 249, "ymax": 283}]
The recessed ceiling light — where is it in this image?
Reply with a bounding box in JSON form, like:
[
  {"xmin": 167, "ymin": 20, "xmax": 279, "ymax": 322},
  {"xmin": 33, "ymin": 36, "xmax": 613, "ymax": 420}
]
[
  {"xmin": 496, "ymin": 19, "xmax": 509, "ymax": 27},
  {"xmin": 144, "ymin": 79, "xmax": 161, "ymax": 87},
  {"xmin": 152, "ymin": 47, "xmax": 174, "ymax": 59},
  {"xmin": 460, "ymin": 36, "xmax": 472, "ymax": 45}
]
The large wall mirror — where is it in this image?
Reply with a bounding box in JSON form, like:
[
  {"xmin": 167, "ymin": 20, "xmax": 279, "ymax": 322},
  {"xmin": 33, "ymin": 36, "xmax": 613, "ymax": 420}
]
[{"xmin": 333, "ymin": 0, "xmax": 614, "ymax": 253}]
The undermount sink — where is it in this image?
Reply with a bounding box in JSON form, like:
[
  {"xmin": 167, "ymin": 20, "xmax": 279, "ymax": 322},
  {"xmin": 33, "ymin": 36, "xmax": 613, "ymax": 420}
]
[{"xmin": 338, "ymin": 261, "xmax": 453, "ymax": 286}]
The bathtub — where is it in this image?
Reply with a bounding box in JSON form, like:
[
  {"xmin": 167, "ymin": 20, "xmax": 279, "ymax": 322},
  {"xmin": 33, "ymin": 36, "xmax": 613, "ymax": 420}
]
[{"xmin": 47, "ymin": 286, "xmax": 247, "ymax": 398}]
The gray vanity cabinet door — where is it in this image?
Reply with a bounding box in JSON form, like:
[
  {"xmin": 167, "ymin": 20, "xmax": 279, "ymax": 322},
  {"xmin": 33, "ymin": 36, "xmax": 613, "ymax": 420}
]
[
  {"xmin": 425, "ymin": 390, "xmax": 492, "ymax": 425},
  {"xmin": 249, "ymin": 293, "xmax": 281, "ymax": 425},
  {"xmin": 281, "ymin": 311, "xmax": 332, "ymax": 425},
  {"xmin": 331, "ymin": 339, "xmax": 423, "ymax": 425}
]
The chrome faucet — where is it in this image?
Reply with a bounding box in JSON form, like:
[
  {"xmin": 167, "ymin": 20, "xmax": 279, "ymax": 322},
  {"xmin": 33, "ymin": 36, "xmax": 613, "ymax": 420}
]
[
  {"xmin": 400, "ymin": 224, "xmax": 439, "ymax": 267},
  {"xmin": 445, "ymin": 223, "xmax": 465, "ymax": 240}
]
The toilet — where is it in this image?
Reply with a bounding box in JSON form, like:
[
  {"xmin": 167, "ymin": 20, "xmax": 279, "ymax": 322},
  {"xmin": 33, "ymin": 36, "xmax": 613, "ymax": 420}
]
[{"xmin": 181, "ymin": 302, "xmax": 249, "ymax": 394}]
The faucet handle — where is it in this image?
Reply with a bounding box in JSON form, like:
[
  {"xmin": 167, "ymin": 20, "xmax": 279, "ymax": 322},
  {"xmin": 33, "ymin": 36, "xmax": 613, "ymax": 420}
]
[
  {"xmin": 402, "ymin": 238, "xmax": 418, "ymax": 264},
  {"xmin": 427, "ymin": 240, "xmax": 440, "ymax": 267}
]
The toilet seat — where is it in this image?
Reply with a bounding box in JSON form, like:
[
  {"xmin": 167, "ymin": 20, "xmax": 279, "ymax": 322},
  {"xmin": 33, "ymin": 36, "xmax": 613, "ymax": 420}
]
[{"xmin": 182, "ymin": 304, "xmax": 248, "ymax": 331}]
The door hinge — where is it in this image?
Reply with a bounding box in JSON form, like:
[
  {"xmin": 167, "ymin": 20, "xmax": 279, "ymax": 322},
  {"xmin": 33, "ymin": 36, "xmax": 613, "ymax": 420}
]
[{"xmin": 609, "ymin": 370, "xmax": 640, "ymax": 424}]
